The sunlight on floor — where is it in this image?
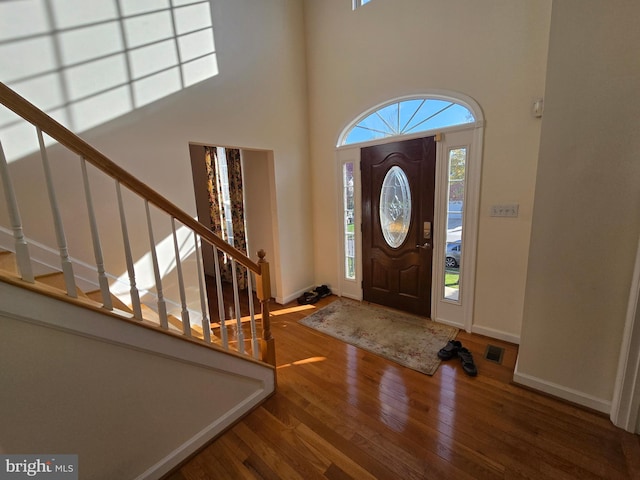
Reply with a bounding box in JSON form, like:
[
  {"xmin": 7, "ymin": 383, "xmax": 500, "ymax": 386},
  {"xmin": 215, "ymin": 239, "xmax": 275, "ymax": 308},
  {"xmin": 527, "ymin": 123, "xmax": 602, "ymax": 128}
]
[
  {"xmin": 210, "ymin": 304, "xmax": 317, "ymax": 328},
  {"xmin": 270, "ymin": 304, "xmax": 318, "ymax": 316},
  {"xmin": 277, "ymin": 356, "xmax": 327, "ymax": 369}
]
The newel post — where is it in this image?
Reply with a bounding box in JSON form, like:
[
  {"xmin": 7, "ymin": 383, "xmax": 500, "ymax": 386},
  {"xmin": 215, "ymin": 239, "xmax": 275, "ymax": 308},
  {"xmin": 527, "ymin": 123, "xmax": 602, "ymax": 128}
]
[{"xmin": 256, "ymin": 249, "xmax": 276, "ymax": 367}]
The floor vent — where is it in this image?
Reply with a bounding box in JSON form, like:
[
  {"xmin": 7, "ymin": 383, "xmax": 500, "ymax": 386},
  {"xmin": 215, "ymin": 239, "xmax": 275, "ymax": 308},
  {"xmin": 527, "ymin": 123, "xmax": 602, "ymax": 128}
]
[{"xmin": 484, "ymin": 344, "xmax": 504, "ymax": 364}]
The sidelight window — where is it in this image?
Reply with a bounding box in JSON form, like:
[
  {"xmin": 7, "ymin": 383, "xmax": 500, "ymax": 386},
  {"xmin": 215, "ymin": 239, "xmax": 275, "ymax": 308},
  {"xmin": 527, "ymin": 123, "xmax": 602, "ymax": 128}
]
[
  {"xmin": 343, "ymin": 162, "xmax": 356, "ymax": 279},
  {"xmin": 443, "ymin": 147, "xmax": 466, "ymax": 302}
]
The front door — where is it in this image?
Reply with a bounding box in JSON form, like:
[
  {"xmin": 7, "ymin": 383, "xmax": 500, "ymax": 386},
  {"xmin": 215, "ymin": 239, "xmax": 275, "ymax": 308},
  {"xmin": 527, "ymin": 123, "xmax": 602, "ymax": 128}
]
[{"xmin": 361, "ymin": 136, "xmax": 436, "ymax": 316}]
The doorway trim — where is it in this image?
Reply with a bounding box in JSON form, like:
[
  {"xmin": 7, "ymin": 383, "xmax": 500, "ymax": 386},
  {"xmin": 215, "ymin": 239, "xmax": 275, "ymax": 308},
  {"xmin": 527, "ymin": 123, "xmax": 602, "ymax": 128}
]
[
  {"xmin": 188, "ymin": 143, "xmax": 281, "ymax": 301},
  {"xmin": 611, "ymin": 232, "xmax": 640, "ymax": 432},
  {"xmin": 335, "ymin": 91, "xmax": 485, "ymax": 331}
]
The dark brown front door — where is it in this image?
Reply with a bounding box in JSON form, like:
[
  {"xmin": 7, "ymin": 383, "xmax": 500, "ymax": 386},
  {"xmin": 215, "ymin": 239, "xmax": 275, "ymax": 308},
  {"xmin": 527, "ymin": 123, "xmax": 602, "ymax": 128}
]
[{"xmin": 361, "ymin": 136, "xmax": 436, "ymax": 316}]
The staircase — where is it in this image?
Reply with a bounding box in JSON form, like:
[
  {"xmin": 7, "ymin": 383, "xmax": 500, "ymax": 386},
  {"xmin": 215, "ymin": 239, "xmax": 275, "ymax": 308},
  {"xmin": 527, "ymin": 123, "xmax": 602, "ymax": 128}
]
[
  {"xmin": 0, "ymin": 249, "xmax": 204, "ymax": 338},
  {"xmin": 0, "ymin": 82, "xmax": 277, "ymax": 479}
]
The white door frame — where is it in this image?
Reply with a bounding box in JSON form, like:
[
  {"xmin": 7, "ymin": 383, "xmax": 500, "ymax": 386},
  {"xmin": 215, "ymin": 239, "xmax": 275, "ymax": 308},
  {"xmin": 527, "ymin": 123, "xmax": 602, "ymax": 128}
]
[
  {"xmin": 611, "ymin": 232, "xmax": 640, "ymax": 432},
  {"xmin": 335, "ymin": 92, "xmax": 485, "ymax": 331}
]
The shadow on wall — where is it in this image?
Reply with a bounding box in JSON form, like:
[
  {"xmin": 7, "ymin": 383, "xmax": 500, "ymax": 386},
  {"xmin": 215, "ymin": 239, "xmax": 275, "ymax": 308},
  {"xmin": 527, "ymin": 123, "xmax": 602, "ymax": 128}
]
[{"xmin": 0, "ymin": 0, "xmax": 219, "ymax": 163}]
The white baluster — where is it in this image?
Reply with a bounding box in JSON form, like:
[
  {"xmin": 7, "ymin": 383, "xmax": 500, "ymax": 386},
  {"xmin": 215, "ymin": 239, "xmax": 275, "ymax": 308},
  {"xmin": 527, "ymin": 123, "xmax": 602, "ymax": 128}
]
[
  {"xmin": 115, "ymin": 181, "xmax": 142, "ymax": 319},
  {"xmin": 247, "ymin": 270, "xmax": 259, "ymax": 359},
  {"xmin": 37, "ymin": 127, "xmax": 76, "ymax": 297},
  {"xmin": 0, "ymin": 140, "xmax": 34, "ymax": 282},
  {"xmin": 194, "ymin": 233, "xmax": 211, "ymax": 343},
  {"xmin": 171, "ymin": 218, "xmax": 191, "ymax": 336},
  {"xmin": 80, "ymin": 157, "xmax": 112, "ymax": 310},
  {"xmin": 213, "ymin": 247, "xmax": 228, "ymax": 349},
  {"xmin": 231, "ymin": 259, "xmax": 245, "ymax": 355},
  {"xmin": 145, "ymin": 201, "xmax": 168, "ymax": 330}
]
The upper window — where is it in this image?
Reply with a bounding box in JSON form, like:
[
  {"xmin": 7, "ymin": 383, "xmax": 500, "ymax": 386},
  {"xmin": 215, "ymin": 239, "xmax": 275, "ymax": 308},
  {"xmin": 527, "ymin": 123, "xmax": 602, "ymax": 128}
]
[
  {"xmin": 352, "ymin": 0, "xmax": 372, "ymax": 9},
  {"xmin": 340, "ymin": 97, "xmax": 475, "ymax": 146}
]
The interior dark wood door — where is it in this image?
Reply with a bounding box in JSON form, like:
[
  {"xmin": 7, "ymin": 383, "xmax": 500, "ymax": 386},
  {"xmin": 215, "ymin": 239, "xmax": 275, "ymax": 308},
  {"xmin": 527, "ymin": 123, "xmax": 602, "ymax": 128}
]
[{"xmin": 361, "ymin": 136, "xmax": 436, "ymax": 316}]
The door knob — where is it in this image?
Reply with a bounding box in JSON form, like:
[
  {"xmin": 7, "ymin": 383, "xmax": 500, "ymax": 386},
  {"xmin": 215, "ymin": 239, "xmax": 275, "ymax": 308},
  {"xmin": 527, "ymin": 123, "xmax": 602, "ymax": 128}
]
[{"xmin": 416, "ymin": 242, "xmax": 431, "ymax": 249}]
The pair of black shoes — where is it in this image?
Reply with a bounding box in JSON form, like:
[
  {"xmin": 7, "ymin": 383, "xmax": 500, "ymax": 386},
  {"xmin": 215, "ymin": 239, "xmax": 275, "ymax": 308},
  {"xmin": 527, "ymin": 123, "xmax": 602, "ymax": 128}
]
[
  {"xmin": 297, "ymin": 285, "xmax": 332, "ymax": 305},
  {"xmin": 437, "ymin": 340, "xmax": 477, "ymax": 376}
]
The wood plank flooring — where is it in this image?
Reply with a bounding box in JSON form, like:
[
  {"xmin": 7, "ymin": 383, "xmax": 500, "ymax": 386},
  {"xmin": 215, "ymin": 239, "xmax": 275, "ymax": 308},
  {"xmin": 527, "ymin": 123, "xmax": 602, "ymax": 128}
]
[{"xmin": 167, "ymin": 296, "xmax": 640, "ymax": 479}]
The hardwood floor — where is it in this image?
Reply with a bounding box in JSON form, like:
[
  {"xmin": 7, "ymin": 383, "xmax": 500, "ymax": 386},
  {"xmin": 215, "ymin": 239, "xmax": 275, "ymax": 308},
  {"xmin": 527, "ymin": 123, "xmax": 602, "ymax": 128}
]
[{"xmin": 168, "ymin": 296, "xmax": 640, "ymax": 479}]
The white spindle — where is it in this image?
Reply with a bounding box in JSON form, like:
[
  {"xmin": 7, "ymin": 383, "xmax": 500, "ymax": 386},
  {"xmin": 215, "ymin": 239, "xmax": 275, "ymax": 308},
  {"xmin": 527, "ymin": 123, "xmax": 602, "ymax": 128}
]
[
  {"xmin": 213, "ymin": 247, "xmax": 228, "ymax": 348},
  {"xmin": 80, "ymin": 157, "xmax": 112, "ymax": 310},
  {"xmin": 231, "ymin": 259, "xmax": 245, "ymax": 354},
  {"xmin": 145, "ymin": 201, "xmax": 168, "ymax": 330},
  {"xmin": 0, "ymin": 140, "xmax": 34, "ymax": 283},
  {"xmin": 194, "ymin": 233, "xmax": 211, "ymax": 343},
  {"xmin": 37, "ymin": 127, "xmax": 76, "ymax": 297},
  {"xmin": 247, "ymin": 270, "xmax": 259, "ymax": 359},
  {"xmin": 115, "ymin": 181, "xmax": 142, "ymax": 319},
  {"xmin": 171, "ymin": 218, "xmax": 191, "ymax": 336}
]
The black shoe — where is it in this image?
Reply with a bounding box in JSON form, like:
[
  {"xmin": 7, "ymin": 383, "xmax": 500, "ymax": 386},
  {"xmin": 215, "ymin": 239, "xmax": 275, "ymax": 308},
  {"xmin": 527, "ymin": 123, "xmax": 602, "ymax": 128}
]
[
  {"xmin": 297, "ymin": 291, "xmax": 319, "ymax": 305},
  {"xmin": 458, "ymin": 347, "xmax": 478, "ymax": 376},
  {"xmin": 314, "ymin": 285, "xmax": 332, "ymax": 298},
  {"xmin": 437, "ymin": 340, "xmax": 462, "ymax": 360}
]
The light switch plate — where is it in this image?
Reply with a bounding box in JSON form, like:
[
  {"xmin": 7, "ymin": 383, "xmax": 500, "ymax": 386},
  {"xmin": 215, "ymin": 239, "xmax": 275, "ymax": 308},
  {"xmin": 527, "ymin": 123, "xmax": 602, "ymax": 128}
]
[{"xmin": 490, "ymin": 204, "xmax": 519, "ymax": 217}]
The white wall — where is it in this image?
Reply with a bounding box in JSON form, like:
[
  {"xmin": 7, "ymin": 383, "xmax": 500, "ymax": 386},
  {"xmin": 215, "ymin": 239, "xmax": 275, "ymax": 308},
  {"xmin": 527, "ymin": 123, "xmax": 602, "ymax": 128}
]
[
  {"xmin": 0, "ymin": 282, "xmax": 274, "ymax": 480},
  {"xmin": 303, "ymin": 0, "xmax": 552, "ymax": 339},
  {"xmin": 516, "ymin": 0, "xmax": 640, "ymax": 412},
  {"xmin": 242, "ymin": 149, "xmax": 279, "ymax": 299},
  {"xmin": 0, "ymin": 0, "xmax": 311, "ymax": 304}
]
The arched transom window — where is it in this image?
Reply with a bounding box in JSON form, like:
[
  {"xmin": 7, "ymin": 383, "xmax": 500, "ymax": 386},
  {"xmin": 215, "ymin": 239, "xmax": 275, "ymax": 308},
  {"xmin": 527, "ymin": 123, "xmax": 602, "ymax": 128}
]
[{"xmin": 340, "ymin": 97, "xmax": 475, "ymax": 146}]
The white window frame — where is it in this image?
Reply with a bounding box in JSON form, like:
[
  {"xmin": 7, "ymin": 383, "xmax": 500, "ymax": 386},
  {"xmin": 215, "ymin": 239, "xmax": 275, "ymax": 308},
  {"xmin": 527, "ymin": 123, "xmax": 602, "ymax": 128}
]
[
  {"xmin": 337, "ymin": 148, "xmax": 362, "ymax": 300},
  {"xmin": 352, "ymin": 0, "xmax": 372, "ymax": 10}
]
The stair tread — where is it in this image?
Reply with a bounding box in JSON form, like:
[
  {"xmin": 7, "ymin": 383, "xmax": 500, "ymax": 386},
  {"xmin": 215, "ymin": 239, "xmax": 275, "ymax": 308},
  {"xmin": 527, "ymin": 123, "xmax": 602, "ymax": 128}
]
[
  {"xmin": 167, "ymin": 314, "xmax": 205, "ymax": 340},
  {"xmin": 0, "ymin": 251, "xmax": 18, "ymax": 275},
  {"xmin": 86, "ymin": 289, "xmax": 133, "ymax": 313},
  {"xmin": 36, "ymin": 272, "xmax": 89, "ymax": 299}
]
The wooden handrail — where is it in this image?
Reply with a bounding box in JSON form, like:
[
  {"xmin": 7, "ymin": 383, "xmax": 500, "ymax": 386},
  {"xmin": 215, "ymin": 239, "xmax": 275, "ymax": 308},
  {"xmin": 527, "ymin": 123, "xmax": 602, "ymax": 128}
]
[{"xmin": 0, "ymin": 82, "xmax": 260, "ymax": 274}]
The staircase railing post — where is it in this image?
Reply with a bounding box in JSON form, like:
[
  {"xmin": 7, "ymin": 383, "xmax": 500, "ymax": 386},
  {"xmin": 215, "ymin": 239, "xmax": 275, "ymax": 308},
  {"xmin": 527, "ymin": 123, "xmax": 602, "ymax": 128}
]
[
  {"xmin": 0, "ymin": 140, "xmax": 34, "ymax": 283},
  {"xmin": 256, "ymin": 249, "xmax": 275, "ymax": 367},
  {"xmin": 145, "ymin": 200, "xmax": 169, "ymax": 330},
  {"xmin": 115, "ymin": 181, "xmax": 142, "ymax": 319},
  {"xmin": 37, "ymin": 127, "xmax": 77, "ymax": 297},
  {"xmin": 171, "ymin": 218, "xmax": 191, "ymax": 336},
  {"xmin": 80, "ymin": 157, "xmax": 112, "ymax": 310}
]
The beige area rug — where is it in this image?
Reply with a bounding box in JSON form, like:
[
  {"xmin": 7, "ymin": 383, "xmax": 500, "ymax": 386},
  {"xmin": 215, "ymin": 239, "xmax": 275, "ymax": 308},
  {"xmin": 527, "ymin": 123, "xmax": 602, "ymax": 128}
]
[{"xmin": 299, "ymin": 298, "xmax": 458, "ymax": 375}]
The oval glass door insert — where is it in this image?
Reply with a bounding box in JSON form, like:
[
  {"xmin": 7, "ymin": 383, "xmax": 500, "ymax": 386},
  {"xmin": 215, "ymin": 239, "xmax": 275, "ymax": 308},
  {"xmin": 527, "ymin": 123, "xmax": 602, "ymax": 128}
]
[{"xmin": 379, "ymin": 166, "xmax": 412, "ymax": 248}]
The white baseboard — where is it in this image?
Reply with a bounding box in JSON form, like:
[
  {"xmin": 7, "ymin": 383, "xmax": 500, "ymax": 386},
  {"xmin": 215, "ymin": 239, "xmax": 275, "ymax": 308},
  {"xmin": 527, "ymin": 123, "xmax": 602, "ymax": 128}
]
[
  {"xmin": 434, "ymin": 316, "xmax": 465, "ymax": 330},
  {"xmin": 340, "ymin": 292, "xmax": 362, "ymax": 302},
  {"xmin": 471, "ymin": 324, "xmax": 520, "ymax": 345},
  {"xmin": 278, "ymin": 284, "xmax": 315, "ymax": 305},
  {"xmin": 136, "ymin": 389, "xmax": 268, "ymax": 480},
  {"xmin": 513, "ymin": 361, "xmax": 611, "ymax": 414}
]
